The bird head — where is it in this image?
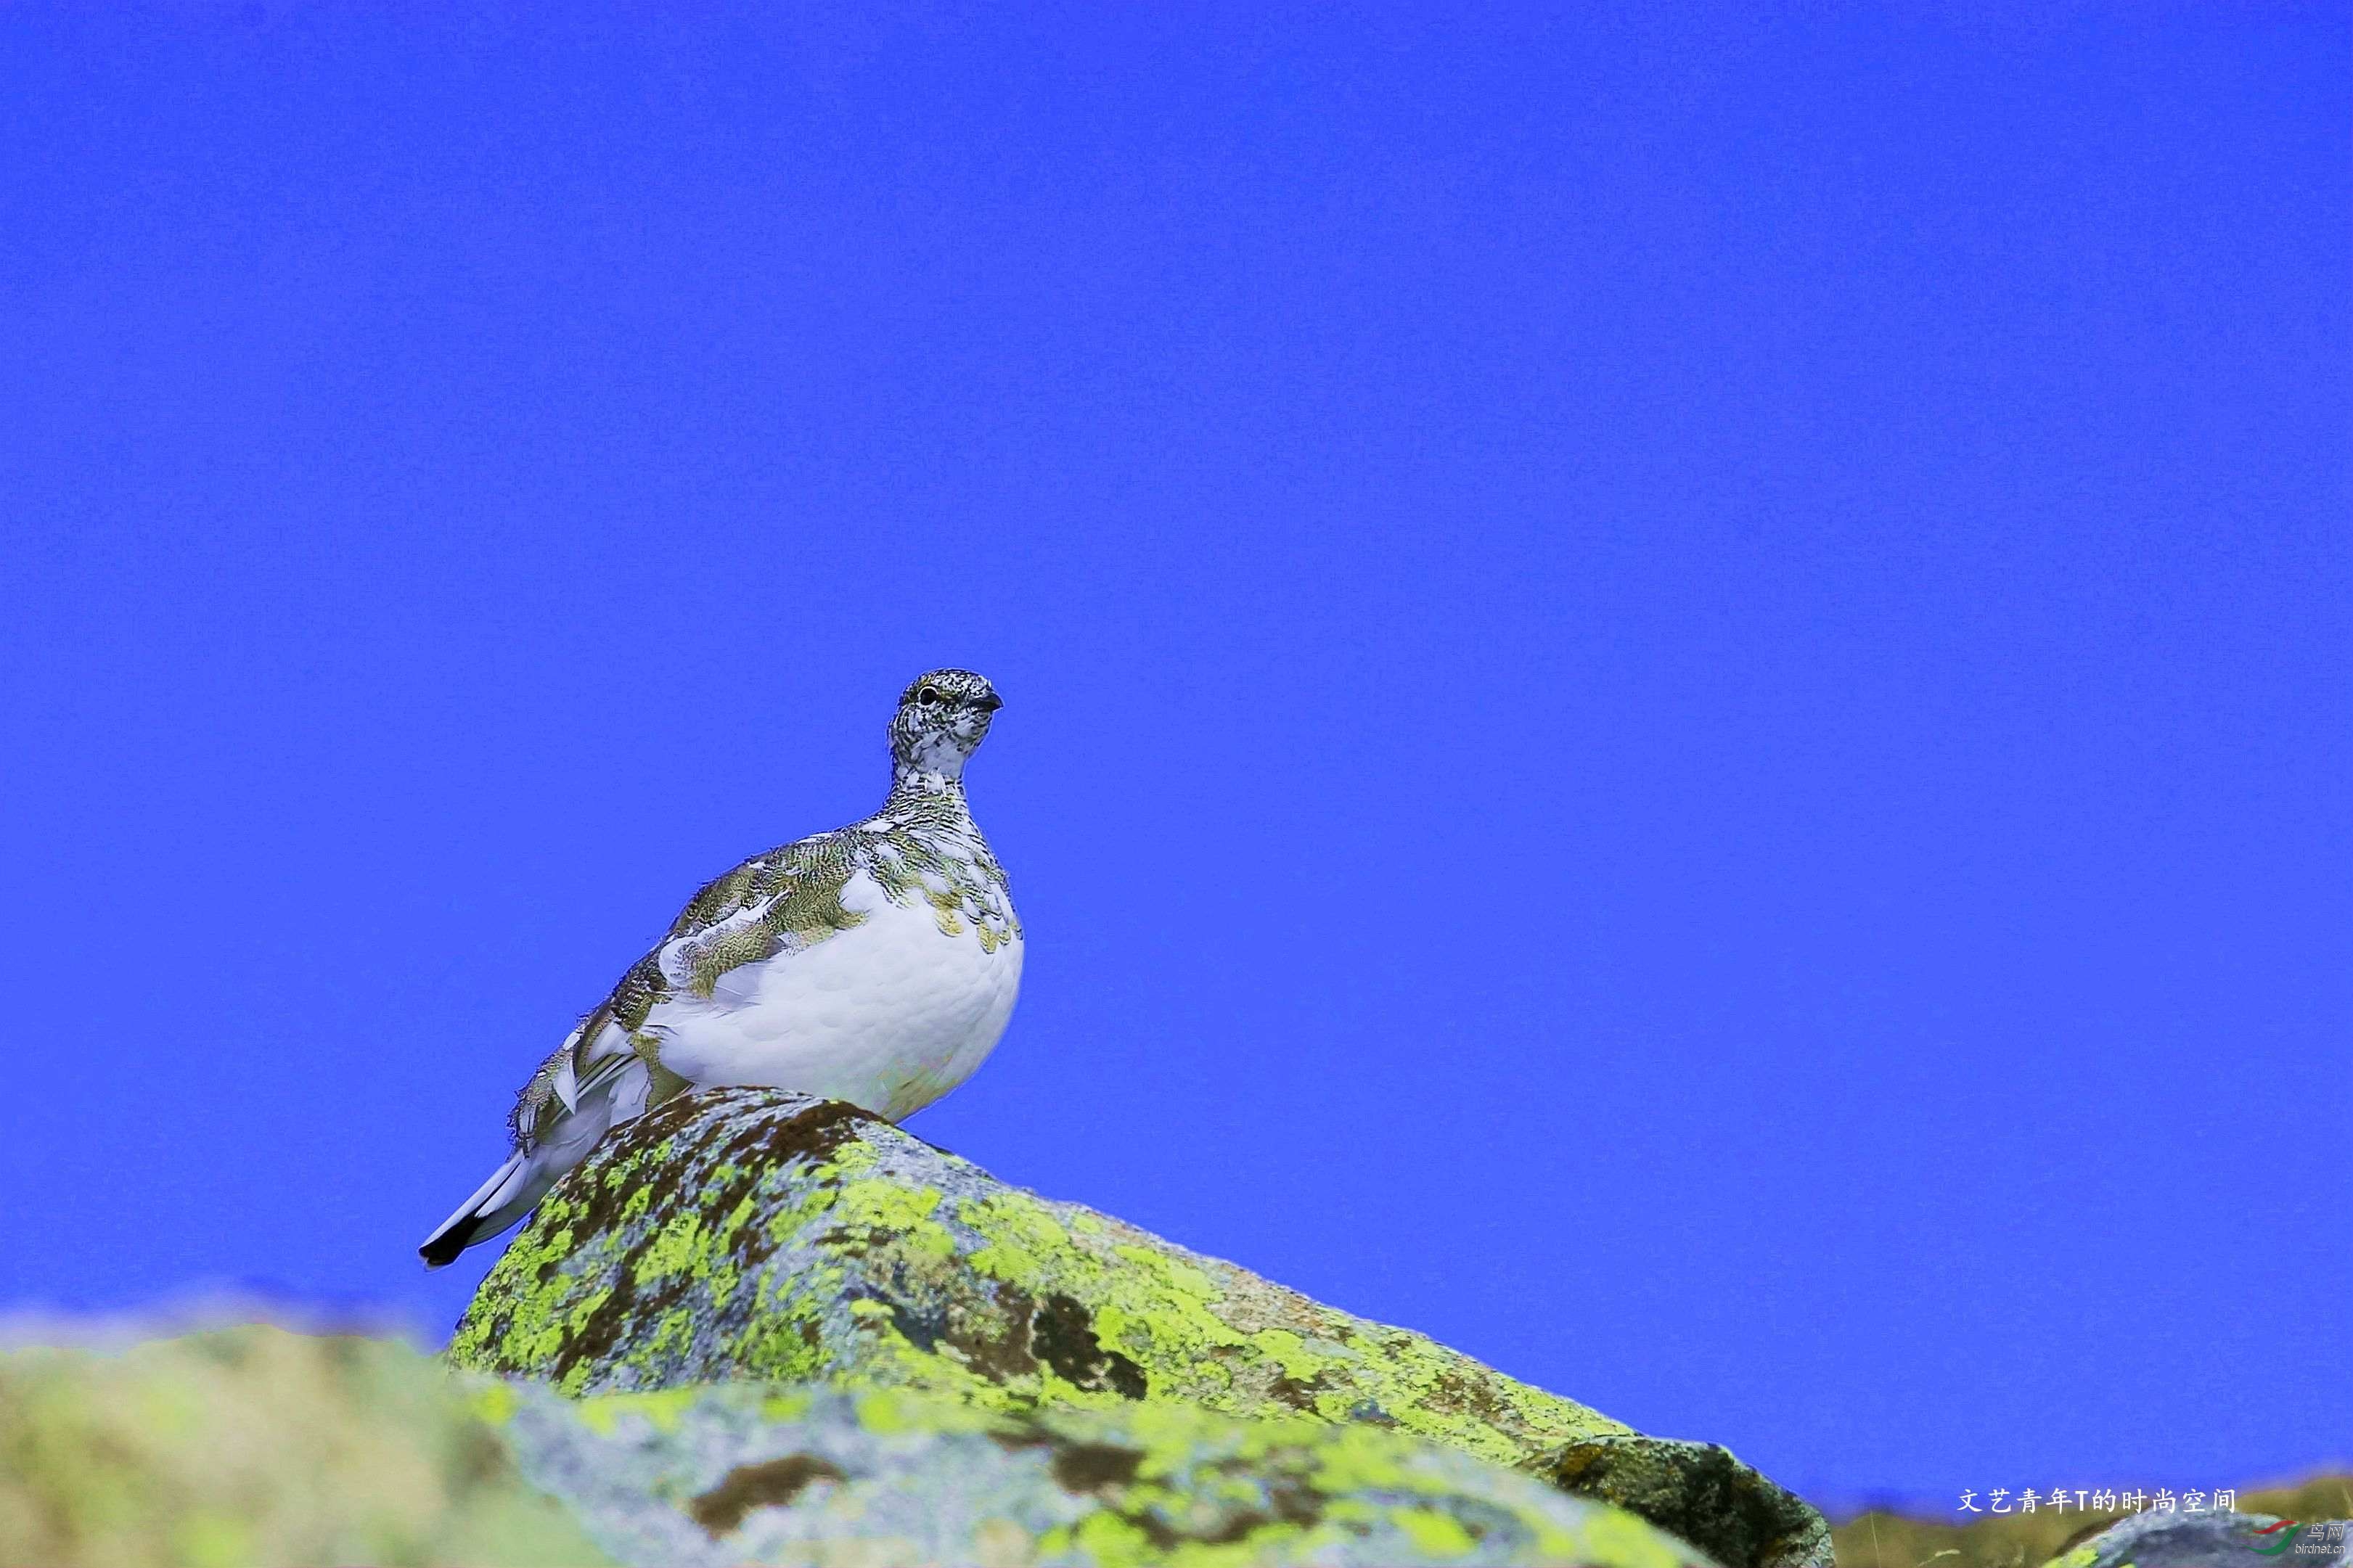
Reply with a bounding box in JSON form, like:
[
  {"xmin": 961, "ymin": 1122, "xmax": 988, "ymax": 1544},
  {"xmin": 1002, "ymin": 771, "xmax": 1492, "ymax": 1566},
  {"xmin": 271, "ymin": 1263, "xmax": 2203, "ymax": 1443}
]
[{"xmin": 889, "ymin": 668, "xmax": 1004, "ymax": 782}]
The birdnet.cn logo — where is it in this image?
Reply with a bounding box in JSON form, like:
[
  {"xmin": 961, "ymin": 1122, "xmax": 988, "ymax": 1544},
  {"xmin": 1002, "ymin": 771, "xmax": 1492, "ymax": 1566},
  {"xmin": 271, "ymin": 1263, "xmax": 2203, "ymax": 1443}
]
[{"xmin": 2251, "ymin": 1519, "xmax": 2349, "ymax": 1558}]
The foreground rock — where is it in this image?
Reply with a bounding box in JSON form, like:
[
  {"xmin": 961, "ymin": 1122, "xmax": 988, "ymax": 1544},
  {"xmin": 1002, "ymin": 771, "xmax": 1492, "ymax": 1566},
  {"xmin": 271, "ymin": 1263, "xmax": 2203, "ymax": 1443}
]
[
  {"xmin": 0, "ymin": 1323, "xmax": 1724, "ymax": 1567},
  {"xmin": 497, "ymin": 1379, "xmax": 1721, "ymax": 1567},
  {"xmin": 0, "ymin": 1323, "xmax": 607, "ymax": 1567},
  {"xmin": 449, "ymin": 1088, "xmax": 1830, "ymax": 1568}
]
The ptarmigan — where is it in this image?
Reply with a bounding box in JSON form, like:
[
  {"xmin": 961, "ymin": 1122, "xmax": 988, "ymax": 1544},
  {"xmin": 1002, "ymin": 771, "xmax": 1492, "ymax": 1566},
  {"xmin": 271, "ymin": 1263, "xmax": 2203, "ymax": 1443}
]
[{"xmin": 419, "ymin": 668, "xmax": 1021, "ymax": 1267}]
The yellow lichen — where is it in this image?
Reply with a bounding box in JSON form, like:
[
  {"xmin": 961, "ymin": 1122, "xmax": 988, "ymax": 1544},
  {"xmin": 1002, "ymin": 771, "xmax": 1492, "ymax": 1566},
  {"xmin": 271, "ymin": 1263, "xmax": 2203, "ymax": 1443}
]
[
  {"xmin": 1577, "ymin": 1503, "xmax": 1707, "ymax": 1568},
  {"xmin": 1391, "ymin": 1507, "xmax": 1478, "ymax": 1558}
]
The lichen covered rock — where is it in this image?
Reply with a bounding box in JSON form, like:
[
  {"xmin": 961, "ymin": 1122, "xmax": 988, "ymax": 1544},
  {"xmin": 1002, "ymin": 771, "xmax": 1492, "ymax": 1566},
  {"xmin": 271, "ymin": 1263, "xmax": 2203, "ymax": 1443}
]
[
  {"xmin": 502, "ymin": 1379, "xmax": 1722, "ymax": 1567},
  {"xmin": 0, "ymin": 1321, "xmax": 1722, "ymax": 1567},
  {"xmin": 1544, "ymin": 1435, "xmax": 1832, "ymax": 1568},
  {"xmin": 0, "ymin": 1323, "xmax": 610, "ymax": 1568},
  {"xmin": 2043, "ymin": 1507, "xmax": 2353, "ymax": 1568},
  {"xmin": 449, "ymin": 1088, "xmax": 1831, "ymax": 1567},
  {"xmin": 447, "ymin": 1091, "xmax": 1624, "ymax": 1448}
]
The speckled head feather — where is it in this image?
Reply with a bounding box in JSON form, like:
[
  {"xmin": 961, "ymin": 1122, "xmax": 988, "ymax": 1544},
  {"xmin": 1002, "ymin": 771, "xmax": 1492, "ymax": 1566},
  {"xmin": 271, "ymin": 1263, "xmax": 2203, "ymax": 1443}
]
[{"xmin": 889, "ymin": 668, "xmax": 1002, "ymax": 783}]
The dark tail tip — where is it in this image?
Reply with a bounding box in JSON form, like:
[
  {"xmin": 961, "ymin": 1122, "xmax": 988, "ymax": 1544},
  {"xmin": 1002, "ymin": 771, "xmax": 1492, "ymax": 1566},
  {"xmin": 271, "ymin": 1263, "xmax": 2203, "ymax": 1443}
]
[{"xmin": 418, "ymin": 1223, "xmax": 473, "ymax": 1271}]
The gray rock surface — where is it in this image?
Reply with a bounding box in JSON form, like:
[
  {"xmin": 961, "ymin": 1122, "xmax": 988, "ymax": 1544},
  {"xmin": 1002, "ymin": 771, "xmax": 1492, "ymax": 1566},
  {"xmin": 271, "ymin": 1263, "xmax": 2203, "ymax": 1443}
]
[{"xmin": 494, "ymin": 1379, "xmax": 1726, "ymax": 1567}]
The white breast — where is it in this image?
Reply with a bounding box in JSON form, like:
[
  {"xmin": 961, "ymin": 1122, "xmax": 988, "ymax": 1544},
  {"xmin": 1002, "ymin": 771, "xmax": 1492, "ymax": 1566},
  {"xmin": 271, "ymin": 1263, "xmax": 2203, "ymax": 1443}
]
[{"xmin": 643, "ymin": 869, "xmax": 1023, "ymax": 1121}]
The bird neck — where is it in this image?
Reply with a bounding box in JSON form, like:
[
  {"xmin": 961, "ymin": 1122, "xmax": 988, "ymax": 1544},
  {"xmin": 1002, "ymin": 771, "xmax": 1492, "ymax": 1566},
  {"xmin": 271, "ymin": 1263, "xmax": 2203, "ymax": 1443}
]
[{"xmin": 886, "ymin": 766, "xmax": 972, "ymax": 813}]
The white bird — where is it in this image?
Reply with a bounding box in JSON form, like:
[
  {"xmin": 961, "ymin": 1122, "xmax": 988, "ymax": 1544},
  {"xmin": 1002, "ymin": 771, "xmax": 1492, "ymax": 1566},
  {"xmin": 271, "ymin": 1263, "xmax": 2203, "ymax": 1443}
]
[{"xmin": 420, "ymin": 668, "xmax": 1021, "ymax": 1268}]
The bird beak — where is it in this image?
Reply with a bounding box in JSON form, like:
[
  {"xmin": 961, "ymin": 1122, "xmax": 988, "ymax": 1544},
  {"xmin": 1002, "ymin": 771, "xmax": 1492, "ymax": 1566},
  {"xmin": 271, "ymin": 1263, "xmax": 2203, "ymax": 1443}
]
[{"xmin": 976, "ymin": 693, "xmax": 1004, "ymax": 712}]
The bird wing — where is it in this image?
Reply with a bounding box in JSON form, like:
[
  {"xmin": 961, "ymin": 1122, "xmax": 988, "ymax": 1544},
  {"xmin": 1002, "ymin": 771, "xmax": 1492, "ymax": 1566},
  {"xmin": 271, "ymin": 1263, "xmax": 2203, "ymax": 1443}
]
[{"xmin": 507, "ymin": 831, "xmax": 871, "ymax": 1148}]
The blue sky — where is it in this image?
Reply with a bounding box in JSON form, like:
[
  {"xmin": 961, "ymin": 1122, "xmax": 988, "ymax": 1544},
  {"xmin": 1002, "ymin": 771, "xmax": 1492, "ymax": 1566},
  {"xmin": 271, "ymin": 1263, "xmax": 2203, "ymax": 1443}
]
[{"xmin": 1, "ymin": 3, "xmax": 2344, "ymax": 1506}]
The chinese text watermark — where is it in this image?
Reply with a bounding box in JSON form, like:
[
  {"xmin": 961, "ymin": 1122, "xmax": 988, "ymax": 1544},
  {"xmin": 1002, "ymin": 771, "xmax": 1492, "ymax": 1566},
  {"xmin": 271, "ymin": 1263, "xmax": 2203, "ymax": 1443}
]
[{"xmin": 1957, "ymin": 1487, "xmax": 2237, "ymax": 1516}]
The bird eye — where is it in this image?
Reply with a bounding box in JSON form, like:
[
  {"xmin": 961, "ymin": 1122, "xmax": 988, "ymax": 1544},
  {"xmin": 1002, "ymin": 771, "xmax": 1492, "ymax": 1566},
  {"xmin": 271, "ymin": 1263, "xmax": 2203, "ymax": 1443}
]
[{"xmin": 917, "ymin": 686, "xmax": 942, "ymax": 705}]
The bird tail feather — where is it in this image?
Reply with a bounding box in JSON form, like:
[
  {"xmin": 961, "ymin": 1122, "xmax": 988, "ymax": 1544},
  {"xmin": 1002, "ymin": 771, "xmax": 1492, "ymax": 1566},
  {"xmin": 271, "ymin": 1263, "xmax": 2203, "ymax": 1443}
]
[
  {"xmin": 417, "ymin": 1150, "xmax": 552, "ymax": 1269},
  {"xmin": 417, "ymin": 1056, "xmax": 645, "ymax": 1269}
]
